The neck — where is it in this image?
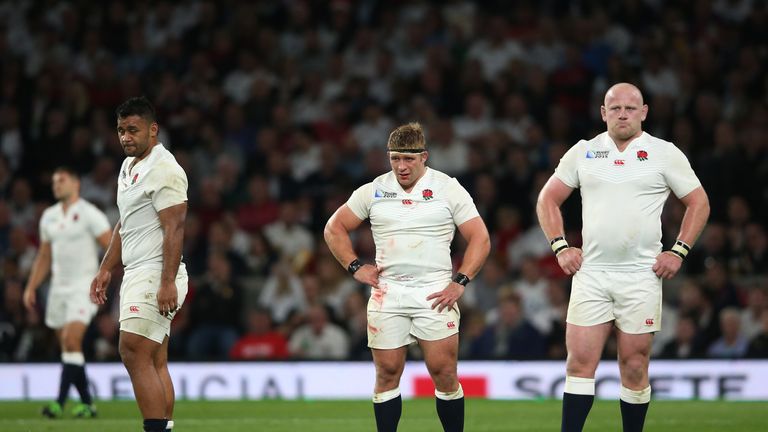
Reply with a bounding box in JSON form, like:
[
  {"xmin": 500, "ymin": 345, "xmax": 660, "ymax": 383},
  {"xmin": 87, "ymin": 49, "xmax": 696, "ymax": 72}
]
[
  {"xmin": 61, "ymin": 196, "xmax": 78, "ymax": 211},
  {"xmin": 135, "ymin": 141, "xmax": 159, "ymax": 163},
  {"xmin": 609, "ymin": 131, "xmax": 642, "ymax": 151}
]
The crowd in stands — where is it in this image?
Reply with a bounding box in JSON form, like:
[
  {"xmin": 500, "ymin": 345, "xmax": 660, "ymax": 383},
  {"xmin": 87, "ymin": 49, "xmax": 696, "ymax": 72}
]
[{"xmin": 0, "ymin": 0, "xmax": 766, "ymax": 362}]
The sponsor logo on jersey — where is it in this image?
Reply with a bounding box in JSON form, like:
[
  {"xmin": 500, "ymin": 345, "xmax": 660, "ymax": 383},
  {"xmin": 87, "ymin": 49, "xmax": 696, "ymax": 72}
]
[
  {"xmin": 131, "ymin": 173, "xmax": 139, "ymax": 185},
  {"xmin": 129, "ymin": 306, "xmax": 140, "ymax": 313},
  {"xmin": 637, "ymin": 150, "xmax": 648, "ymax": 161},
  {"xmin": 447, "ymin": 321, "xmax": 456, "ymax": 329},
  {"xmin": 614, "ymin": 159, "xmax": 625, "ymax": 166},
  {"xmin": 73, "ymin": 213, "xmax": 79, "ymax": 222},
  {"xmin": 402, "ymin": 199, "xmax": 413, "ymax": 205},
  {"xmin": 374, "ymin": 190, "xmax": 397, "ymax": 198},
  {"xmin": 586, "ymin": 150, "xmax": 609, "ymax": 159},
  {"xmin": 422, "ymin": 189, "xmax": 434, "ymax": 200},
  {"xmin": 645, "ymin": 318, "xmax": 654, "ymax": 326}
]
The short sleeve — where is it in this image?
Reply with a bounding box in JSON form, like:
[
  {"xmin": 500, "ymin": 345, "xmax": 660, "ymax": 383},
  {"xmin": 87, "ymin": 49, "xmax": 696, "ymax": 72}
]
[
  {"xmin": 445, "ymin": 178, "xmax": 480, "ymax": 226},
  {"xmin": 39, "ymin": 214, "xmax": 50, "ymax": 243},
  {"xmin": 346, "ymin": 183, "xmax": 373, "ymax": 220},
  {"xmin": 147, "ymin": 162, "xmax": 188, "ymax": 211},
  {"xmin": 663, "ymin": 145, "xmax": 701, "ymax": 198},
  {"xmin": 554, "ymin": 142, "xmax": 583, "ymax": 188},
  {"xmin": 87, "ymin": 205, "xmax": 111, "ymax": 237}
]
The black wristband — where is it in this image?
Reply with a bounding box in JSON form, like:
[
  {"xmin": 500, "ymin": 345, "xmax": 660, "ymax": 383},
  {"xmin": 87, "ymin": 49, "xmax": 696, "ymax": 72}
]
[
  {"xmin": 452, "ymin": 272, "xmax": 470, "ymax": 286},
  {"xmin": 347, "ymin": 258, "xmax": 363, "ymax": 275}
]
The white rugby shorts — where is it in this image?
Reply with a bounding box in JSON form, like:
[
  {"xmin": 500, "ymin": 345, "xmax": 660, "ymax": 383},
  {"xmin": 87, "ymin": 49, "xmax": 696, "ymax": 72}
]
[
  {"xmin": 367, "ymin": 279, "xmax": 460, "ymax": 349},
  {"xmin": 119, "ymin": 269, "xmax": 189, "ymax": 343},
  {"xmin": 45, "ymin": 280, "xmax": 98, "ymax": 329},
  {"xmin": 567, "ymin": 270, "xmax": 662, "ymax": 334}
]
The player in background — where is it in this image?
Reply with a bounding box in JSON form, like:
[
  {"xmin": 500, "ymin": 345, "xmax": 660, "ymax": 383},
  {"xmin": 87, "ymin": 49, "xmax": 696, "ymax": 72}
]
[
  {"xmin": 325, "ymin": 122, "xmax": 490, "ymax": 432},
  {"xmin": 23, "ymin": 166, "xmax": 111, "ymax": 418},
  {"xmin": 537, "ymin": 83, "xmax": 710, "ymax": 431},
  {"xmin": 91, "ymin": 96, "xmax": 189, "ymax": 432}
]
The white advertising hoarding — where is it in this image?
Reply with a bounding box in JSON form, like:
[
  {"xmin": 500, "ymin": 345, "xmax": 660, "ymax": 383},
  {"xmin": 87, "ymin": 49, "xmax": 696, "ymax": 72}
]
[{"xmin": 1, "ymin": 360, "xmax": 766, "ymax": 401}]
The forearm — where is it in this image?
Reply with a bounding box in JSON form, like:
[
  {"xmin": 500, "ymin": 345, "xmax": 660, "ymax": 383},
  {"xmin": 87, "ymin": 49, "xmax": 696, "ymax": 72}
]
[
  {"xmin": 161, "ymin": 222, "xmax": 184, "ymax": 284},
  {"xmin": 98, "ymin": 224, "xmax": 123, "ymax": 273},
  {"xmin": 458, "ymin": 235, "xmax": 490, "ymax": 279},
  {"xmin": 323, "ymin": 224, "xmax": 357, "ymax": 268},
  {"xmin": 536, "ymin": 198, "xmax": 565, "ymax": 241},
  {"xmin": 676, "ymin": 200, "xmax": 710, "ymax": 246},
  {"xmin": 25, "ymin": 253, "xmax": 51, "ymax": 291}
]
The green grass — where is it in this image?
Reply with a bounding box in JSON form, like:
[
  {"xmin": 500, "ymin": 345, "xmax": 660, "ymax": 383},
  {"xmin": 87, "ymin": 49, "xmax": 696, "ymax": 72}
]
[{"xmin": 0, "ymin": 399, "xmax": 766, "ymax": 431}]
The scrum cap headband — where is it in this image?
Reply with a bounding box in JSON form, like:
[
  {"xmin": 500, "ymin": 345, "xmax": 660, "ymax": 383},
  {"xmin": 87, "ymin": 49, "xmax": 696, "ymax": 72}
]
[{"xmin": 388, "ymin": 148, "xmax": 426, "ymax": 153}]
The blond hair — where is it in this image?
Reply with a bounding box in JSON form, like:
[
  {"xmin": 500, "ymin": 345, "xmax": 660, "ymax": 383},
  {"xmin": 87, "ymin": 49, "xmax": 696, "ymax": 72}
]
[{"xmin": 387, "ymin": 122, "xmax": 426, "ymax": 151}]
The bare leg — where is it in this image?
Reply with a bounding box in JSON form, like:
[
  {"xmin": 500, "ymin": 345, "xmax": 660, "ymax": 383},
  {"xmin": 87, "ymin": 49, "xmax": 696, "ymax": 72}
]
[
  {"xmin": 419, "ymin": 334, "xmax": 459, "ymax": 393},
  {"xmin": 421, "ymin": 334, "xmax": 463, "ymax": 432},
  {"xmin": 371, "ymin": 347, "xmax": 407, "ymax": 432},
  {"xmin": 153, "ymin": 336, "xmax": 174, "ymax": 420},
  {"xmin": 119, "ymin": 330, "xmax": 165, "ymax": 419},
  {"xmin": 616, "ymin": 329, "xmax": 653, "ymax": 432},
  {"xmin": 561, "ymin": 322, "xmax": 613, "ymax": 432}
]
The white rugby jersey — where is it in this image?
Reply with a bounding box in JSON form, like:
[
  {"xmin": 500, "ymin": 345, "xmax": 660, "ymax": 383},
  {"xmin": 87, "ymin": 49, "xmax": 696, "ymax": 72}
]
[
  {"xmin": 39, "ymin": 198, "xmax": 111, "ymax": 290},
  {"xmin": 117, "ymin": 144, "xmax": 188, "ymax": 272},
  {"xmin": 347, "ymin": 167, "xmax": 480, "ymax": 285},
  {"xmin": 555, "ymin": 131, "xmax": 701, "ymax": 271}
]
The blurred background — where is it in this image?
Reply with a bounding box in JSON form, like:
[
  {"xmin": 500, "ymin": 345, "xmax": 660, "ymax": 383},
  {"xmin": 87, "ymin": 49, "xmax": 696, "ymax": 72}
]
[{"xmin": 0, "ymin": 0, "xmax": 766, "ymax": 368}]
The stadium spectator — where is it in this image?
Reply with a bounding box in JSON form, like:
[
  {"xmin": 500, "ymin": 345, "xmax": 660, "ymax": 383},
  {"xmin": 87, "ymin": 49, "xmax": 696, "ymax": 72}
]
[
  {"xmin": 288, "ymin": 304, "xmax": 349, "ymax": 360},
  {"xmin": 469, "ymin": 292, "xmax": 546, "ymax": 359},
  {"xmin": 707, "ymin": 307, "xmax": 749, "ymax": 359},
  {"xmin": 186, "ymin": 252, "xmax": 242, "ymax": 360},
  {"xmin": 658, "ymin": 315, "xmax": 706, "ymax": 359},
  {"xmin": 746, "ymin": 307, "xmax": 768, "ymax": 358},
  {"xmin": 229, "ymin": 308, "xmax": 289, "ymax": 361},
  {"xmin": 258, "ymin": 259, "xmax": 307, "ymax": 324}
]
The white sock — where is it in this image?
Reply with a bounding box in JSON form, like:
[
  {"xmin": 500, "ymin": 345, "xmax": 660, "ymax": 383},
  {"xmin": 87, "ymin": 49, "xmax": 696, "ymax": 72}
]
[
  {"xmin": 620, "ymin": 385, "xmax": 651, "ymax": 404},
  {"xmin": 435, "ymin": 384, "xmax": 464, "ymax": 400},
  {"xmin": 62, "ymin": 352, "xmax": 85, "ymax": 366},
  {"xmin": 564, "ymin": 376, "xmax": 595, "ymax": 395},
  {"xmin": 166, "ymin": 419, "xmax": 174, "ymax": 430},
  {"xmin": 372, "ymin": 387, "xmax": 401, "ymax": 403}
]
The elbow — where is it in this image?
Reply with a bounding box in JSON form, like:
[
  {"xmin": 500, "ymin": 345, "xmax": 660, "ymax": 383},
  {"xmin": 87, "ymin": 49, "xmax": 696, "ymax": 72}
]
[
  {"xmin": 535, "ymin": 192, "xmax": 550, "ymax": 219},
  {"xmin": 481, "ymin": 235, "xmax": 491, "ymax": 259},
  {"xmin": 323, "ymin": 221, "xmax": 336, "ymax": 245}
]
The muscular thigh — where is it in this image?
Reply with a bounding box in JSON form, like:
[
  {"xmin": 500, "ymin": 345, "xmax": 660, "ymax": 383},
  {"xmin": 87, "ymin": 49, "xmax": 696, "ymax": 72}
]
[{"xmin": 566, "ymin": 322, "xmax": 613, "ymax": 367}]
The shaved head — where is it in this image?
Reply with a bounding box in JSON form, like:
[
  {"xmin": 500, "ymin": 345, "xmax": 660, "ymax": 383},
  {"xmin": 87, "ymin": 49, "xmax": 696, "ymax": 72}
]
[
  {"xmin": 601, "ymin": 82, "xmax": 648, "ymax": 147},
  {"xmin": 604, "ymin": 83, "xmax": 644, "ymax": 106}
]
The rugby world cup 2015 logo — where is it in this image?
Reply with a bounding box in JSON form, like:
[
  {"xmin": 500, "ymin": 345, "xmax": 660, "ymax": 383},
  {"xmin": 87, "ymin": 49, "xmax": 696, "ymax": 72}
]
[
  {"xmin": 422, "ymin": 189, "xmax": 433, "ymax": 200},
  {"xmin": 637, "ymin": 150, "xmax": 648, "ymax": 161}
]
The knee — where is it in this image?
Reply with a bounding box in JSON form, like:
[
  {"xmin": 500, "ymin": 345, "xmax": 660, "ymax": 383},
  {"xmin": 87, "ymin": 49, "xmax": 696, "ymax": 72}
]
[
  {"xmin": 119, "ymin": 339, "xmax": 138, "ymax": 366},
  {"xmin": 566, "ymin": 352, "xmax": 599, "ymax": 377},
  {"xmin": 427, "ymin": 363, "xmax": 457, "ymax": 390},
  {"xmin": 620, "ymin": 355, "xmax": 649, "ymax": 382},
  {"xmin": 62, "ymin": 335, "xmax": 81, "ymax": 352},
  {"xmin": 375, "ymin": 362, "xmax": 403, "ymax": 386}
]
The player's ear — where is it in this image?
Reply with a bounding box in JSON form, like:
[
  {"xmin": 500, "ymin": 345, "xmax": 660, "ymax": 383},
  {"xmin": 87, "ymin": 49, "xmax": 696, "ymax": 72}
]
[
  {"xmin": 641, "ymin": 104, "xmax": 649, "ymax": 121},
  {"xmin": 600, "ymin": 105, "xmax": 607, "ymax": 121},
  {"xmin": 421, "ymin": 151, "xmax": 429, "ymax": 163},
  {"xmin": 149, "ymin": 122, "xmax": 159, "ymax": 138}
]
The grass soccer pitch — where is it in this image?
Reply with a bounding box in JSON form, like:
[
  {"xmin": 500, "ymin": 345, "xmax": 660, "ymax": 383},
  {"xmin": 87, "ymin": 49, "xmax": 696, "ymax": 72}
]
[{"xmin": 0, "ymin": 399, "xmax": 766, "ymax": 431}]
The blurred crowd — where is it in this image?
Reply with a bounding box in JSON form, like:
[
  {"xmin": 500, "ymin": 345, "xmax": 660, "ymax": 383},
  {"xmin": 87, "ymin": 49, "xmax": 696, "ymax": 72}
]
[{"xmin": 0, "ymin": 0, "xmax": 766, "ymax": 363}]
